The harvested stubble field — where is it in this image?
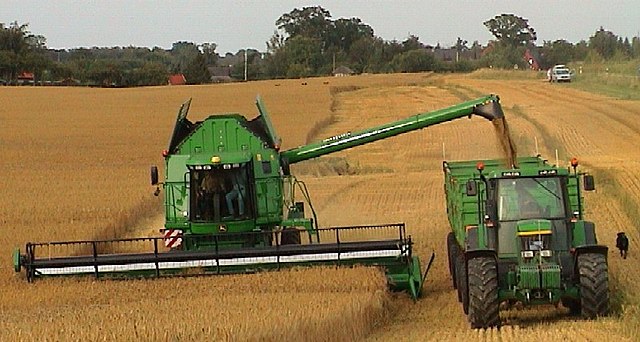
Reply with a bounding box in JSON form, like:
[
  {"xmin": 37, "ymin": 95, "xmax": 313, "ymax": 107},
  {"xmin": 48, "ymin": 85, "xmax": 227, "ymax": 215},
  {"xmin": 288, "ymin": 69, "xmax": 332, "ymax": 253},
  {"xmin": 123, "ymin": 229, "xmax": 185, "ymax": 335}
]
[{"xmin": 1, "ymin": 72, "xmax": 639, "ymax": 341}]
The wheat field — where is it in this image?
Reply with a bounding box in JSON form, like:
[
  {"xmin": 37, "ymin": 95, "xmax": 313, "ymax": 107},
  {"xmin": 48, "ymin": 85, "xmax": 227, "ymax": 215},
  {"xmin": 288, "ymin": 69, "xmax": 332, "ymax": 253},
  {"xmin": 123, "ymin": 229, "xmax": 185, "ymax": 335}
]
[{"xmin": 1, "ymin": 72, "xmax": 639, "ymax": 341}]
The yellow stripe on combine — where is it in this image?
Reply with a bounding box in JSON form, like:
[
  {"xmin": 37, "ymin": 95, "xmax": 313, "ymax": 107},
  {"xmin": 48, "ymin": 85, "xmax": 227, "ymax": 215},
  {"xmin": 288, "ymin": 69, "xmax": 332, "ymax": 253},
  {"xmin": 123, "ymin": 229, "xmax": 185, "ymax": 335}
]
[{"xmin": 517, "ymin": 230, "xmax": 552, "ymax": 236}]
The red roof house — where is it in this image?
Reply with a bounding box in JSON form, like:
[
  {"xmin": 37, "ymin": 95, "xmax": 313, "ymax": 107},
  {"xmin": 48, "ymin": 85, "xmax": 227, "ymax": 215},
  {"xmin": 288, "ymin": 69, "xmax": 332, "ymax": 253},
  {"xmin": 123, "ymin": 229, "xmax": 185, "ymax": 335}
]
[{"xmin": 168, "ymin": 74, "xmax": 186, "ymax": 86}]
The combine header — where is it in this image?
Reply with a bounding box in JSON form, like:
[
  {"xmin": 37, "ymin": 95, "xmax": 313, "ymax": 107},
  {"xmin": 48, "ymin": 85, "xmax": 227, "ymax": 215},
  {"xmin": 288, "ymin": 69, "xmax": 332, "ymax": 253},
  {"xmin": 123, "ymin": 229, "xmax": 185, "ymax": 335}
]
[{"xmin": 14, "ymin": 94, "xmax": 506, "ymax": 299}]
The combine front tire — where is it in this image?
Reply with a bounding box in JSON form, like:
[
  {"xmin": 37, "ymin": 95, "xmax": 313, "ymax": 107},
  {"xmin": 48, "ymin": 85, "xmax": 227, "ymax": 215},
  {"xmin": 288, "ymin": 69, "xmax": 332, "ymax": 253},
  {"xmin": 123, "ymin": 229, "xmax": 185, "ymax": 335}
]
[
  {"xmin": 578, "ymin": 253, "xmax": 610, "ymax": 318},
  {"xmin": 447, "ymin": 232, "xmax": 459, "ymax": 288},
  {"xmin": 467, "ymin": 256, "xmax": 500, "ymax": 329},
  {"xmin": 281, "ymin": 228, "xmax": 301, "ymax": 245}
]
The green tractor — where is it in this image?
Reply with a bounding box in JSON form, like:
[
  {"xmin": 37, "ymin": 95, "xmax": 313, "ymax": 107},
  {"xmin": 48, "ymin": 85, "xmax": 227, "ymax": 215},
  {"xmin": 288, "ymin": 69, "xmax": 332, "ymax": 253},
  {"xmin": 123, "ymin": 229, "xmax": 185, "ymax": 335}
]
[
  {"xmin": 14, "ymin": 94, "xmax": 507, "ymax": 300},
  {"xmin": 443, "ymin": 156, "xmax": 609, "ymax": 328}
]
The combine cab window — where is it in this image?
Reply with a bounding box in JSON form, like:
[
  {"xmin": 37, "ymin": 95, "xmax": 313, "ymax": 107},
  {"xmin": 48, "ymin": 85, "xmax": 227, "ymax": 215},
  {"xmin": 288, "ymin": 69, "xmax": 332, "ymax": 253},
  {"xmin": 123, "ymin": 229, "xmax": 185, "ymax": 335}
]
[
  {"xmin": 497, "ymin": 177, "xmax": 566, "ymax": 222},
  {"xmin": 190, "ymin": 164, "xmax": 251, "ymax": 221}
]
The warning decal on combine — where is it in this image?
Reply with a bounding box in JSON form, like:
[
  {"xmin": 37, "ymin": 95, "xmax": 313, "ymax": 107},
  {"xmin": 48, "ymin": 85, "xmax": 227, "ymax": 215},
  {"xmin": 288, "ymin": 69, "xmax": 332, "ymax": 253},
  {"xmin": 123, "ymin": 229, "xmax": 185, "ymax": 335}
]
[{"xmin": 163, "ymin": 229, "xmax": 183, "ymax": 248}]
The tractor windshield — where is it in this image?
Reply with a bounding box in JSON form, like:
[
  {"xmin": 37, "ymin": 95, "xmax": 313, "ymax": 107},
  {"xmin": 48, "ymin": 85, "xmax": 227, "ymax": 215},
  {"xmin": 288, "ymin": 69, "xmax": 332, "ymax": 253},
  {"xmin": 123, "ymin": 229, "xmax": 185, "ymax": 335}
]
[
  {"xmin": 190, "ymin": 163, "xmax": 251, "ymax": 222},
  {"xmin": 497, "ymin": 177, "xmax": 566, "ymax": 221}
]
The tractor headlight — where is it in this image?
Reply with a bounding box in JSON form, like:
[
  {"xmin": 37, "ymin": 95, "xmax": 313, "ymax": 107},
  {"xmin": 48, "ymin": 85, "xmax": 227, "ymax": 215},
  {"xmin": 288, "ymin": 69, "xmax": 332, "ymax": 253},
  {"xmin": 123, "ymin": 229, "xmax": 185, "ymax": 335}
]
[
  {"xmin": 521, "ymin": 251, "xmax": 534, "ymax": 258},
  {"xmin": 540, "ymin": 250, "xmax": 553, "ymax": 257},
  {"xmin": 183, "ymin": 211, "xmax": 188, "ymax": 217}
]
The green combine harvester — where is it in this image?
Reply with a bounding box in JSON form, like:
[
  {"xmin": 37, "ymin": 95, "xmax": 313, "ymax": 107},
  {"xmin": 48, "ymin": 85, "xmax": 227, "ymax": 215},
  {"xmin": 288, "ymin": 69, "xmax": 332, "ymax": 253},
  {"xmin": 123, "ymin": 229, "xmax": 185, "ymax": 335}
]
[
  {"xmin": 444, "ymin": 156, "xmax": 609, "ymax": 328},
  {"xmin": 14, "ymin": 94, "xmax": 506, "ymax": 299}
]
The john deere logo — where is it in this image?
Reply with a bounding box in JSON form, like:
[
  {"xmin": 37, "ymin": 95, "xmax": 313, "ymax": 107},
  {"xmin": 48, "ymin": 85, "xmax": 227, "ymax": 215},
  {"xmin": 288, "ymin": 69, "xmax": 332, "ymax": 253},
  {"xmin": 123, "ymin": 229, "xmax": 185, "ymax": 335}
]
[{"xmin": 218, "ymin": 224, "xmax": 227, "ymax": 232}]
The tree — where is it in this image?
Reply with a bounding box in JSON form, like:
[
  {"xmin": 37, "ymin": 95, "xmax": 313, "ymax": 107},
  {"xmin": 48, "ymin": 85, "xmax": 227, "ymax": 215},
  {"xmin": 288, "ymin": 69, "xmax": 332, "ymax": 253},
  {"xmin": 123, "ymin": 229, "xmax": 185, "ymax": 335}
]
[
  {"xmin": 183, "ymin": 53, "xmax": 210, "ymax": 84},
  {"xmin": 632, "ymin": 37, "xmax": 640, "ymax": 59},
  {"xmin": 401, "ymin": 35, "xmax": 425, "ymax": 51},
  {"xmin": 276, "ymin": 6, "xmax": 332, "ymax": 42},
  {"xmin": 170, "ymin": 41, "xmax": 200, "ymax": 73},
  {"xmin": 540, "ymin": 39, "xmax": 575, "ymax": 67},
  {"xmin": 0, "ymin": 21, "xmax": 49, "ymax": 80},
  {"xmin": 283, "ymin": 35, "xmax": 324, "ymax": 76},
  {"xmin": 392, "ymin": 49, "xmax": 439, "ymax": 73},
  {"xmin": 588, "ymin": 27, "xmax": 623, "ymax": 60},
  {"xmin": 480, "ymin": 43, "xmax": 527, "ymax": 69},
  {"xmin": 200, "ymin": 42, "xmax": 218, "ymax": 65},
  {"xmin": 347, "ymin": 36, "xmax": 376, "ymax": 73},
  {"xmin": 454, "ymin": 37, "xmax": 469, "ymax": 52},
  {"xmin": 86, "ymin": 60, "xmax": 123, "ymax": 86},
  {"xmin": 326, "ymin": 17, "xmax": 374, "ymax": 52},
  {"xmin": 230, "ymin": 49, "xmax": 265, "ymax": 80},
  {"xmin": 484, "ymin": 14, "xmax": 537, "ymax": 47},
  {"xmin": 123, "ymin": 61, "xmax": 168, "ymax": 86}
]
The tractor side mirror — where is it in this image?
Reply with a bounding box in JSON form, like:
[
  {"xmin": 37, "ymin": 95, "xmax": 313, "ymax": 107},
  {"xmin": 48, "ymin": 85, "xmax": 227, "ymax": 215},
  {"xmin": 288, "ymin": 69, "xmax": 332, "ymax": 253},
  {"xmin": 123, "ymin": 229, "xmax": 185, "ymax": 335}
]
[
  {"xmin": 151, "ymin": 166, "xmax": 159, "ymax": 185},
  {"xmin": 466, "ymin": 180, "xmax": 477, "ymax": 196},
  {"xmin": 583, "ymin": 175, "xmax": 595, "ymax": 191}
]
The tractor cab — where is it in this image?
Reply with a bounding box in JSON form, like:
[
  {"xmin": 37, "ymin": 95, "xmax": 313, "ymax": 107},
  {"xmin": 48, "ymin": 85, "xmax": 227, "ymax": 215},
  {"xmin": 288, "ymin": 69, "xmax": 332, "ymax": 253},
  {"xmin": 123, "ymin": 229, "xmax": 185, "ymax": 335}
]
[
  {"xmin": 492, "ymin": 176, "xmax": 571, "ymax": 256},
  {"xmin": 188, "ymin": 162, "xmax": 252, "ymax": 223}
]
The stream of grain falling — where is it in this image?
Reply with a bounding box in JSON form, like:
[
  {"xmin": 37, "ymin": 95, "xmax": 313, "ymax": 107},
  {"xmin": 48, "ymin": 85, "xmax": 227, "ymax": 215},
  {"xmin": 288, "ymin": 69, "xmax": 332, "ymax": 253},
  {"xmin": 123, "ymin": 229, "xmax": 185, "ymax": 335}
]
[{"xmin": 492, "ymin": 117, "xmax": 518, "ymax": 168}]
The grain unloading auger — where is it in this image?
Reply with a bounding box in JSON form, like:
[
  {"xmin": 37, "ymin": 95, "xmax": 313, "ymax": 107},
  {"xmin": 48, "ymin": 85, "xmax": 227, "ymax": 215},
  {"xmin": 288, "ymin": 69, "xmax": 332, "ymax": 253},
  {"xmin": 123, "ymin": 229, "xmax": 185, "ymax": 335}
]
[{"xmin": 14, "ymin": 94, "xmax": 505, "ymax": 299}]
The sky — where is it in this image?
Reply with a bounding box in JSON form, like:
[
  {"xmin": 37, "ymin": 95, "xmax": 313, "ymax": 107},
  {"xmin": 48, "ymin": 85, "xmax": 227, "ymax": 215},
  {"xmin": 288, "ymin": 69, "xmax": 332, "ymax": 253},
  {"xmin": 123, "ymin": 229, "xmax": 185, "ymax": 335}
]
[{"xmin": 2, "ymin": 1, "xmax": 639, "ymax": 54}]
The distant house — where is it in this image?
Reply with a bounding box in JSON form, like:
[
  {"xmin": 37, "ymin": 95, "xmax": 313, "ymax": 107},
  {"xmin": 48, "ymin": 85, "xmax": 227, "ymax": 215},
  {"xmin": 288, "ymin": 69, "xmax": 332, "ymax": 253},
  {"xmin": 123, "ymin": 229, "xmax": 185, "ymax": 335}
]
[
  {"xmin": 208, "ymin": 66, "xmax": 233, "ymax": 83},
  {"xmin": 333, "ymin": 66, "xmax": 354, "ymax": 77},
  {"xmin": 17, "ymin": 72, "xmax": 35, "ymax": 85},
  {"xmin": 168, "ymin": 74, "xmax": 186, "ymax": 86}
]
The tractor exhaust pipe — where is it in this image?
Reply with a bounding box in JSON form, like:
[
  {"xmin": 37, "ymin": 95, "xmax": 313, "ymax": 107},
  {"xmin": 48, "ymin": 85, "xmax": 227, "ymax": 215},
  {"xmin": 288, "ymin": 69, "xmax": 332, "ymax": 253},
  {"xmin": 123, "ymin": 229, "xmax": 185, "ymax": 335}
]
[{"xmin": 473, "ymin": 98, "xmax": 504, "ymax": 121}]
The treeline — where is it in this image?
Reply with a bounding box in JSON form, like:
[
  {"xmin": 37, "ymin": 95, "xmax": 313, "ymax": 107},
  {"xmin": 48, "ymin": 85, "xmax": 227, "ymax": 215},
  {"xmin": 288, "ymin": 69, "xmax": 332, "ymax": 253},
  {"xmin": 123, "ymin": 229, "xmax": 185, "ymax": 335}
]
[{"xmin": 2, "ymin": 9, "xmax": 639, "ymax": 86}]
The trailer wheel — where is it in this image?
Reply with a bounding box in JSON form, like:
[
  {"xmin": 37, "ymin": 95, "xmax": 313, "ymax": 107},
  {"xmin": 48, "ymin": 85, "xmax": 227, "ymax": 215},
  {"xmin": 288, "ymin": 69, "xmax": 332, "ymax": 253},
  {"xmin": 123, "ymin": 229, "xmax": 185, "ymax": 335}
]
[
  {"xmin": 578, "ymin": 253, "xmax": 610, "ymax": 318},
  {"xmin": 447, "ymin": 232, "xmax": 459, "ymax": 289},
  {"xmin": 281, "ymin": 228, "xmax": 301, "ymax": 245},
  {"xmin": 467, "ymin": 256, "xmax": 500, "ymax": 329},
  {"xmin": 455, "ymin": 253, "xmax": 469, "ymax": 314}
]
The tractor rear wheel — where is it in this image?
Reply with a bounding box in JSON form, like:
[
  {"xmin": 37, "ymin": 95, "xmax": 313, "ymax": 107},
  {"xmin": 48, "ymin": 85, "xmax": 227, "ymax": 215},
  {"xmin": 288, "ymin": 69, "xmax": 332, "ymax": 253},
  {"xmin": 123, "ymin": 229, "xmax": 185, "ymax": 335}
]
[
  {"xmin": 281, "ymin": 228, "xmax": 301, "ymax": 245},
  {"xmin": 455, "ymin": 253, "xmax": 469, "ymax": 314},
  {"xmin": 467, "ymin": 256, "xmax": 500, "ymax": 328},
  {"xmin": 447, "ymin": 232, "xmax": 459, "ymax": 289},
  {"xmin": 578, "ymin": 253, "xmax": 610, "ymax": 318}
]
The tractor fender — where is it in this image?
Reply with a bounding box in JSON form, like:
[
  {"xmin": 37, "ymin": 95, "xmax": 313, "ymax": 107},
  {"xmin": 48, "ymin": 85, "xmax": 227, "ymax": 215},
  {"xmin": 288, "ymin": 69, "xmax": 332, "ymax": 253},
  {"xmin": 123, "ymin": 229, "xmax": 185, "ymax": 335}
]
[
  {"xmin": 572, "ymin": 245, "xmax": 609, "ymax": 276},
  {"xmin": 573, "ymin": 244, "xmax": 608, "ymax": 257},
  {"xmin": 464, "ymin": 248, "xmax": 497, "ymax": 261}
]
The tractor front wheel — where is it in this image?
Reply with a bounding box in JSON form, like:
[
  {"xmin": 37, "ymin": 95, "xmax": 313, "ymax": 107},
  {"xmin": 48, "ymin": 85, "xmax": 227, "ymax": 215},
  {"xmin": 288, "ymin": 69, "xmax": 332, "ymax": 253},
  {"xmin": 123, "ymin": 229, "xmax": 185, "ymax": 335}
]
[
  {"xmin": 467, "ymin": 256, "xmax": 500, "ymax": 329},
  {"xmin": 578, "ymin": 253, "xmax": 610, "ymax": 318}
]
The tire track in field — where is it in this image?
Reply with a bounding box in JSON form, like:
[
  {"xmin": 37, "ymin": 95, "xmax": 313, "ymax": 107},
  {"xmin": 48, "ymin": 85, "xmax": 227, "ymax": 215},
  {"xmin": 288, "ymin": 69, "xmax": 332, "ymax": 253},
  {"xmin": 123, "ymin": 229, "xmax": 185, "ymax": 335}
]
[{"xmin": 453, "ymin": 79, "xmax": 640, "ymax": 163}]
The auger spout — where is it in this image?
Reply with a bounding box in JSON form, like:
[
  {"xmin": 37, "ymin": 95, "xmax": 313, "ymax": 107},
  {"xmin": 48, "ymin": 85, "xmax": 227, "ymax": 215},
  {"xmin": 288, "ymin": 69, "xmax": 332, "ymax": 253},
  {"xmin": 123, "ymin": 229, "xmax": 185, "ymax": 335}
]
[
  {"xmin": 281, "ymin": 95, "xmax": 504, "ymax": 165},
  {"xmin": 472, "ymin": 96, "xmax": 504, "ymax": 121}
]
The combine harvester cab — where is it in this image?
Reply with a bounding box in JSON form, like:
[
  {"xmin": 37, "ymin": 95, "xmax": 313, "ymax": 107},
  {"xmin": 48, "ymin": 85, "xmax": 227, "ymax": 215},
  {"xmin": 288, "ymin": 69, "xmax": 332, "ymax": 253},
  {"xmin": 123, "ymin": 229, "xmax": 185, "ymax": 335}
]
[
  {"xmin": 443, "ymin": 156, "xmax": 609, "ymax": 328},
  {"xmin": 15, "ymin": 94, "xmax": 507, "ymax": 300}
]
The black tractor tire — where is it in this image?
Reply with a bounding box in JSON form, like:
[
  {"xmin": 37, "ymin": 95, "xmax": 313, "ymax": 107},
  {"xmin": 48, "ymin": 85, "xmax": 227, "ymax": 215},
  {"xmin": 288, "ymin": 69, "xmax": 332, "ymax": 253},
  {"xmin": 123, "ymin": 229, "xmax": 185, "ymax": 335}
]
[
  {"xmin": 467, "ymin": 256, "xmax": 500, "ymax": 329},
  {"xmin": 562, "ymin": 298, "xmax": 582, "ymax": 316},
  {"xmin": 455, "ymin": 253, "xmax": 469, "ymax": 314},
  {"xmin": 578, "ymin": 253, "xmax": 610, "ymax": 318},
  {"xmin": 281, "ymin": 228, "xmax": 301, "ymax": 245},
  {"xmin": 447, "ymin": 232, "xmax": 459, "ymax": 289}
]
